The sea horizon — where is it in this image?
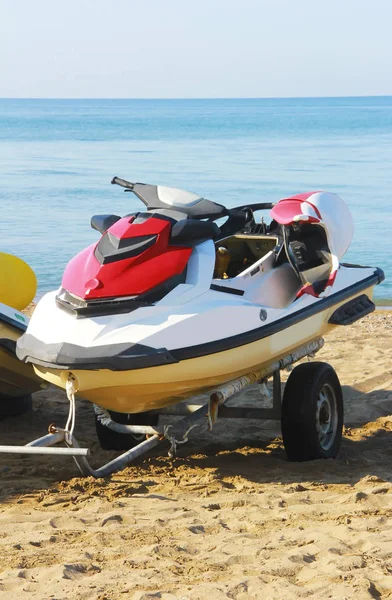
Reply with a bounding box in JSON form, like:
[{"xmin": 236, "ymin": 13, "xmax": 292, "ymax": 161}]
[{"xmin": 1, "ymin": 94, "xmax": 392, "ymax": 100}]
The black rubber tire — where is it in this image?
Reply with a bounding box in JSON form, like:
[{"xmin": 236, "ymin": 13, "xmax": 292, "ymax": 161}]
[
  {"xmin": 0, "ymin": 394, "xmax": 33, "ymax": 420},
  {"xmin": 94, "ymin": 410, "xmax": 159, "ymax": 451},
  {"xmin": 281, "ymin": 362, "xmax": 343, "ymax": 461}
]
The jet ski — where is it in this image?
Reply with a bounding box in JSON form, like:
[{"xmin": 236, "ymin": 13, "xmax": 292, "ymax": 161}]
[
  {"xmin": 0, "ymin": 253, "xmax": 42, "ymax": 416},
  {"xmin": 17, "ymin": 178, "xmax": 384, "ymax": 419}
]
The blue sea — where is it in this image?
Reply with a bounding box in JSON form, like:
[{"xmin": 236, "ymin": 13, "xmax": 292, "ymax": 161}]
[{"xmin": 0, "ymin": 97, "xmax": 391, "ymax": 300}]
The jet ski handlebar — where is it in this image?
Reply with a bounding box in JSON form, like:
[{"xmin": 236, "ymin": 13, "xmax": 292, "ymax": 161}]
[
  {"xmin": 111, "ymin": 177, "xmax": 275, "ymax": 214},
  {"xmin": 111, "ymin": 176, "xmax": 135, "ymax": 190}
]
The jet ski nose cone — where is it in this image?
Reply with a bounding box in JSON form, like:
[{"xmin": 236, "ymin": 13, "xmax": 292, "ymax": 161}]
[{"xmin": 85, "ymin": 278, "xmax": 102, "ymax": 295}]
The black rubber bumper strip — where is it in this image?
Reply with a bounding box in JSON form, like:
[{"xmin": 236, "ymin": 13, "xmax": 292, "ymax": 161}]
[
  {"xmin": 0, "ymin": 312, "xmax": 27, "ymax": 332},
  {"xmin": 0, "ymin": 338, "xmax": 17, "ymax": 355},
  {"xmin": 16, "ymin": 336, "xmax": 178, "ymax": 371},
  {"xmin": 16, "ymin": 268, "xmax": 384, "ymax": 371}
]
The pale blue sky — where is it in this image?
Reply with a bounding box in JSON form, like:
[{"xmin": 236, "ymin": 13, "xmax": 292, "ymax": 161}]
[{"xmin": 1, "ymin": 0, "xmax": 391, "ymax": 98}]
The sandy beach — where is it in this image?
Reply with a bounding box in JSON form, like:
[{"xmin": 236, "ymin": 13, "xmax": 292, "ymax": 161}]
[{"xmin": 0, "ymin": 311, "xmax": 391, "ymax": 599}]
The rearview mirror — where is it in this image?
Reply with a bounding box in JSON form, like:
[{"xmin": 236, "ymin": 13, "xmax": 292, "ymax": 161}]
[{"xmin": 91, "ymin": 214, "xmax": 121, "ymax": 234}]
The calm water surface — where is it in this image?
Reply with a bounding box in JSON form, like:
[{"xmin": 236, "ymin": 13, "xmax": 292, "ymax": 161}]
[{"xmin": 0, "ymin": 97, "xmax": 391, "ymax": 299}]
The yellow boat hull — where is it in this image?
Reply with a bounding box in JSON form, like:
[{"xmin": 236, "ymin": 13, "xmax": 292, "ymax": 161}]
[{"xmin": 32, "ymin": 286, "xmax": 374, "ymax": 414}]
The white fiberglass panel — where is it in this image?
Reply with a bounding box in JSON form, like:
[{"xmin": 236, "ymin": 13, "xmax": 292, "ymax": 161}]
[
  {"xmin": 135, "ymin": 303, "xmax": 263, "ymax": 350},
  {"xmin": 26, "ymin": 292, "xmax": 110, "ymax": 345},
  {"xmin": 26, "ymin": 289, "xmax": 263, "ymax": 351}
]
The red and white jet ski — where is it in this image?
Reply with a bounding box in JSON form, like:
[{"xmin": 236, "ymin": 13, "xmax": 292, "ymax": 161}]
[{"xmin": 17, "ymin": 178, "xmax": 384, "ymax": 420}]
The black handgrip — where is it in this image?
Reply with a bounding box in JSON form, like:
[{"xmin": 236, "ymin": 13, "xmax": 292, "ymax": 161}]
[
  {"xmin": 233, "ymin": 202, "xmax": 275, "ymax": 211},
  {"xmin": 111, "ymin": 176, "xmax": 135, "ymax": 190}
]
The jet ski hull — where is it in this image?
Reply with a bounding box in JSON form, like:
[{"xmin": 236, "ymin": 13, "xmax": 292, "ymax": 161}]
[
  {"xmin": 14, "ymin": 180, "xmax": 385, "ymax": 417},
  {"xmin": 0, "ymin": 320, "xmax": 42, "ymax": 400},
  {"xmin": 29, "ymin": 283, "xmax": 376, "ymax": 414}
]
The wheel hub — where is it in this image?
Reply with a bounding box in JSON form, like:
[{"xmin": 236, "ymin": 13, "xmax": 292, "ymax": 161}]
[{"xmin": 316, "ymin": 383, "xmax": 338, "ymax": 451}]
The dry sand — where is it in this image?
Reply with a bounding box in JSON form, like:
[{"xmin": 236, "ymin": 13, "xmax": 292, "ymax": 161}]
[{"xmin": 0, "ymin": 312, "xmax": 391, "ymax": 599}]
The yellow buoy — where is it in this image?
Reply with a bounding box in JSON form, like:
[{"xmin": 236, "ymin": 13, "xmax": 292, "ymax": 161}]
[{"xmin": 0, "ymin": 253, "xmax": 37, "ymax": 310}]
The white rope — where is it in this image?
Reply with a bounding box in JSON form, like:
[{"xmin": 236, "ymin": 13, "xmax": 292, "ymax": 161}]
[{"xmin": 64, "ymin": 376, "xmax": 77, "ymax": 444}]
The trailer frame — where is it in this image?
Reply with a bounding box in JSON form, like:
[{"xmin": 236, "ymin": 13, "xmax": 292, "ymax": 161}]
[{"xmin": 0, "ymin": 338, "xmax": 324, "ymax": 478}]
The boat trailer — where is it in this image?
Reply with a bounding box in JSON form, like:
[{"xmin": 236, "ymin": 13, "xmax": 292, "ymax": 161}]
[{"xmin": 0, "ymin": 339, "xmax": 324, "ymax": 478}]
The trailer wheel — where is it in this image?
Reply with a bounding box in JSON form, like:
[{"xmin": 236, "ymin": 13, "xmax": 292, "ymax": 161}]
[
  {"xmin": 0, "ymin": 394, "xmax": 33, "ymax": 420},
  {"xmin": 95, "ymin": 410, "xmax": 159, "ymax": 451},
  {"xmin": 281, "ymin": 362, "xmax": 343, "ymax": 461}
]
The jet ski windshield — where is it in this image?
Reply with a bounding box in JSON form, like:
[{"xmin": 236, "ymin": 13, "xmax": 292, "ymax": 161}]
[{"xmin": 111, "ymin": 176, "xmax": 227, "ymax": 220}]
